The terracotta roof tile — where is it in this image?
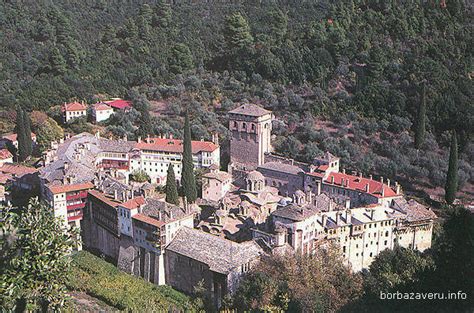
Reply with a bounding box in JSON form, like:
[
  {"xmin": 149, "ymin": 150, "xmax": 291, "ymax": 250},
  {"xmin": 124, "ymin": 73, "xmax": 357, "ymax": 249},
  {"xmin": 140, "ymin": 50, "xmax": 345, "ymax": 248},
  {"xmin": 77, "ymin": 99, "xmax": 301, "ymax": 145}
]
[
  {"xmin": 0, "ymin": 163, "xmax": 37, "ymax": 177},
  {"xmin": 0, "ymin": 149, "xmax": 13, "ymax": 160},
  {"xmin": 105, "ymin": 99, "xmax": 132, "ymax": 110},
  {"xmin": 48, "ymin": 182, "xmax": 94, "ymax": 194},
  {"xmin": 1, "ymin": 132, "xmax": 36, "ymax": 142},
  {"xmin": 133, "ymin": 213, "xmax": 164, "ymax": 228},
  {"xmin": 135, "ymin": 138, "xmax": 218, "ymax": 154},
  {"xmin": 324, "ymin": 172, "xmax": 398, "ymax": 198},
  {"xmin": 94, "ymin": 103, "xmax": 112, "ymax": 111},
  {"xmin": 121, "ymin": 196, "xmax": 146, "ymax": 210},
  {"xmin": 62, "ymin": 102, "xmax": 87, "ymax": 112}
]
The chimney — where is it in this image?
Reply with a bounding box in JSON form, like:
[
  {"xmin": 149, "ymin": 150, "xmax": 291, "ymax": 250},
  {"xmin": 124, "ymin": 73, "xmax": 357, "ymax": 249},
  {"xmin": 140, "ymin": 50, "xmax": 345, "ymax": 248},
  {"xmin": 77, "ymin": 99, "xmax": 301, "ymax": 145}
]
[
  {"xmin": 158, "ymin": 210, "xmax": 162, "ymax": 221},
  {"xmin": 321, "ymin": 214, "xmax": 327, "ymax": 227},
  {"xmin": 114, "ymin": 189, "xmax": 118, "ymax": 200},
  {"xmin": 146, "ymin": 135, "xmax": 150, "ymax": 143},
  {"xmin": 329, "ymin": 201, "xmax": 334, "ymax": 212},
  {"xmin": 341, "ymin": 178, "xmax": 344, "ymax": 186},
  {"xmin": 95, "ymin": 131, "xmax": 100, "ymax": 138},
  {"xmin": 345, "ymin": 209, "xmax": 352, "ymax": 223},
  {"xmin": 137, "ymin": 136, "xmax": 142, "ymax": 143},
  {"xmin": 342, "ymin": 168, "xmax": 346, "ymax": 175},
  {"xmin": 63, "ymin": 161, "xmax": 69, "ymax": 171},
  {"xmin": 369, "ymin": 174, "xmax": 373, "ymax": 180},
  {"xmin": 387, "ymin": 178, "xmax": 390, "ymax": 187},
  {"xmin": 365, "ymin": 183, "xmax": 370, "ymax": 192},
  {"xmin": 170, "ymin": 133, "xmax": 173, "ymax": 139},
  {"xmin": 331, "ymin": 176, "xmax": 335, "ymax": 184},
  {"xmin": 317, "ymin": 181, "xmax": 321, "ymax": 195},
  {"xmin": 380, "ymin": 176, "xmax": 384, "ymax": 184},
  {"xmin": 359, "ymin": 172, "xmax": 363, "ymax": 179},
  {"xmin": 336, "ymin": 212, "xmax": 340, "ymax": 225},
  {"xmin": 370, "ymin": 209, "xmax": 375, "ymax": 220},
  {"xmin": 308, "ymin": 190, "xmax": 313, "ymax": 204},
  {"xmin": 396, "ymin": 183, "xmax": 401, "ymax": 195},
  {"xmin": 381, "ymin": 187, "xmax": 385, "ymax": 197},
  {"xmin": 345, "ymin": 199, "xmax": 351, "ymax": 209},
  {"xmin": 123, "ymin": 135, "xmax": 128, "ymax": 141}
]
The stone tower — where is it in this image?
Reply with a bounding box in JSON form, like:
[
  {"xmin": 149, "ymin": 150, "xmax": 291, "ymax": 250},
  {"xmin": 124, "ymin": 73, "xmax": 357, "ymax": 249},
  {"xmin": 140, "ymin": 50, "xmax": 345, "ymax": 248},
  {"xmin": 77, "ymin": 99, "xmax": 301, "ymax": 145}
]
[{"xmin": 229, "ymin": 104, "xmax": 273, "ymax": 167}]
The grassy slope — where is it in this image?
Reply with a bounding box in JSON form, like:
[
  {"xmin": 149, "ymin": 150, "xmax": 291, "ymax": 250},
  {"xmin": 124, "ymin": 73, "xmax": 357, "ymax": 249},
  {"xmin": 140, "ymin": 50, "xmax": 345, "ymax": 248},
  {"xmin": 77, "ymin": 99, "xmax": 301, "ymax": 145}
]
[{"xmin": 68, "ymin": 251, "xmax": 194, "ymax": 311}]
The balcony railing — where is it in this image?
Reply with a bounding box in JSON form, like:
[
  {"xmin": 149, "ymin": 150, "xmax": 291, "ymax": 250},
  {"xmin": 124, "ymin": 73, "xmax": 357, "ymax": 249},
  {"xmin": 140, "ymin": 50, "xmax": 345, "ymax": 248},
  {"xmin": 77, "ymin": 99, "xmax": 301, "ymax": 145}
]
[
  {"xmin": 67, "ymin": 202, "xmax": 86, "ymax": 211},
  {"xmin": 66, "ymin": 190, "xmax": 88, "ymax": 201}
]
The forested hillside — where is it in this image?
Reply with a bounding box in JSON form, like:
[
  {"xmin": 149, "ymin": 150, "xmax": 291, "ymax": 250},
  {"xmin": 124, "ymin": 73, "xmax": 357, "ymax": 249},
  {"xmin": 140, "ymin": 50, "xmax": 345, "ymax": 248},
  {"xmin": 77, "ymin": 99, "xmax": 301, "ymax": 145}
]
[{"xmin": 0, "ymin": 0, "xmax": 472, "ymax": 201}]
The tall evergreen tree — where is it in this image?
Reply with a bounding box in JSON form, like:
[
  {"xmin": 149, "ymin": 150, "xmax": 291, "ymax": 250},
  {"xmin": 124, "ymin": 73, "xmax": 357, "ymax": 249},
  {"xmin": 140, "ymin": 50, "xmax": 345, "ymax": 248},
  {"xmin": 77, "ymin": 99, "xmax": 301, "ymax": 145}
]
[
  {"xmin": 180, "ymin": 111, "xmax": 197, "ymax": 203},
  {"xmin": 224, "ymin": 13, "xmax": 253, "ymax": 51},
  {"xmin": 165, "ymin": 164, "xmax": 179, "ymax": 205},
  {"xmin": 445, "ymin": 131, "xmax": 458, "ymax": 204},
  {"xmin": 414, "ymin": 82, "xmax": 427, "ymax": 149},
  {"xmin": 23, "ymin": 110, "xmax": 33, "ymax": 157},
  {"xmin": 15, "ymin": 106, "xmax": 28, "ymax": 162}
]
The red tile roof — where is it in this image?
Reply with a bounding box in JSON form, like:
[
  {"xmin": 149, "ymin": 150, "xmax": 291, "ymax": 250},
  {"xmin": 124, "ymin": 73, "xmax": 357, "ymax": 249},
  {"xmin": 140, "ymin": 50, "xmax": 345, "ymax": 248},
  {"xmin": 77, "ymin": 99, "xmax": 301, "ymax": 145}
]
[
  {"xmin": 324, "ymin": 172, "xmax": 398, "ymax": 198},
  {"xmin": 2, "ymin": 132, "xmax": 36, "ymax": 142},
  {"xmin": 0, "ymin": 173, "xmax": 10, "ymax": 184},
  {"xmin": 88, "ymin": 189, "xmax": 121, "ymax": 208},
  {"xmin": 0, "ymin": 149, "xmax": 13, "ymax": 160},
  {"xmin": 48, "ymin": 182, "xmax": 94, "ymax": 194},
  {"xmin": 94, "ymin": 103, "xmax": 112, "ymax": 111},
  {"xmin": 0, "ymin": 163, "xmax": 37, "ymax": 177},
  {"xmin": 120, "ymin": 196, "xmax": 146, "ymax": 210},
  {"xmin": 62, "ymin": 102, "xmax": 87, "ymax": 112},
  {"xmin": 106, "ymin": 99, "xmax": 132, "ymax": 110},
  {"xmin": 133, "ymin": 213, "xmax": 164, "ymax": 228},
  {"xmin": 135, "ymin": 138, "xmax": 218, "ymax": 154}
]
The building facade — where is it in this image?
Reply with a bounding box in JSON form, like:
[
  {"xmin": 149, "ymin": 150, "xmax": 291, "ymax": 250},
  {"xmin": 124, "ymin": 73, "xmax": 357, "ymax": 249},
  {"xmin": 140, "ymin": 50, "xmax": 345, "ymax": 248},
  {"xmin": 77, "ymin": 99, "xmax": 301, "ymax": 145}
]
[
  {"xmin": 92, "ymin": 103, "xmax": 114, "ymax": 122},
  {"xmin": 130, "ymin": 136, "xmax": 220, "ymax": 185},
  {"xmin": 62, "ymin": 102, "xmax": 87, "ymax": 122}
]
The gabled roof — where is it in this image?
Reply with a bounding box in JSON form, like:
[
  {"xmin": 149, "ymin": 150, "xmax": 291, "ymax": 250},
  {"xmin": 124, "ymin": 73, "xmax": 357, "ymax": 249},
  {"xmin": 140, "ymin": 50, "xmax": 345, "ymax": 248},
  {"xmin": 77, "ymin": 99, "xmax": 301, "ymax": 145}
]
[
  {"xmin": 93, "ymin": 103, "xmax": 112, "ymax": 111},
  {"xmin": 133, "ymin": 213, "xmax": 164, "ymax": 228},
  {"xmin": 229, "ymin": 104, "xmax": 271, "ymax": 117},
  {"xmin": 258, "ymin": 162, "xmax": 304, "ymax": 176},
  {"xmin": 324, "ymin": 172, "xmax": 398, "ymax": 198},
  {"xmin": 0, "ymin": 149, "xmax": 13, "ymax": 160},
  {"xmin": 88, "ymin": 189, "xmax": 121, "ymax": 208},
  {"xmin": 135, "ymin": 138, "xmax": 218, "ymax": 154},
  {"xmin": 106, "ymin": 99, "xmax": 132, "ymax": 110},
  {"xmin": 48, "ymin": 182, "xmax": 94, "ymax": 194},
  {"xmin": 62, "ymin": 102, "xmax": 87, "ymax": 112},
  {"xmin": 0, "ymin": 163, "xmax": 37, "ymax": 177},
  {"xmin": 1, "ymin": 132, "xmax": 36, "ymax": 142},
  {"xmin": 121, "ymin": 196, "xmax": 146, "ymax": 210},
  {"xmin": 166, "ymin": 227, "xmax": 263, "ymax": 274}
]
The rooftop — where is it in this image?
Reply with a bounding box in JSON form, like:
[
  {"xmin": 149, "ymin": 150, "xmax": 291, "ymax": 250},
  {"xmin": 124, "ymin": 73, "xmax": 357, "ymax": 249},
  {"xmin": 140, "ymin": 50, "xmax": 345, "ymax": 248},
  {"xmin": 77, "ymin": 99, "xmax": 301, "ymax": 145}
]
[
  {"xmin": 272, "ymin": 194, "xmax": 336, "ymax": 221},
  {"xmin": 105, "ymin": 99, "xmax": 132, "ymax": 110},
  {"xmin": 0, "ymin": 163, "xmax": 37, "ymax": 177},
  {"xmin": 0, "ymin": 149, "xmax": 13, "ymax": 160},
  {"xmin": 323, "ymin": 172, "xmax": 398, "ymax": 198},
  {"xmin": 258, "ymin": 162, "xmax": 304, "ymax": 176},
  {"xmin": 94, "ymin": 103, "xmax": 112, "ymax": 111},
  {"xmin": 203, "ymin": 170, "xmax": 232, "ymax": 182},
  {"xmin": 1, "ymin": 132, "xmax": 36, "ymax": 142},
  {"xmin": 88, "ymin": 189, "xmax": 122, "ymax": 208},
  {"xmin": 229, "ymin": 104, "xmax": 272, "ymax": 117},
  {"xmin": 166, "ymin": 227, "xmax": 263, "ymax": 274},
  {"xmin": 48, "ymin": 182, "xmax": 94, "ymax": 194},
  {"xmin": 62, "ymin": 102, "xmax": 87, "ymax": 112},
  {"xmin": 135, "ymin": 137, "xmax": 218, "ymax": 154}
]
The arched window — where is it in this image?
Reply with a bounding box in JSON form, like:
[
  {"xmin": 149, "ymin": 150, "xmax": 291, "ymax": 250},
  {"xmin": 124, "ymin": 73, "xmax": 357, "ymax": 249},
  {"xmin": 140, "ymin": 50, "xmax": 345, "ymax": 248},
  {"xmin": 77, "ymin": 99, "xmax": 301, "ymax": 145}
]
[{"xmin": 242, "ymin": 122, "xmax": 247, "ymax": 130}]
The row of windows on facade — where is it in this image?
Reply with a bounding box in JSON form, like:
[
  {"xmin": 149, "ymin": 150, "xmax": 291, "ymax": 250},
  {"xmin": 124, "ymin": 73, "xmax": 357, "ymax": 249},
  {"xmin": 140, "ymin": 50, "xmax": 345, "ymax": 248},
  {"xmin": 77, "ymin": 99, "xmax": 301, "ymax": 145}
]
[{"xmin": 231, "ymin": 121, "xmax": 270, "ymax": 130}]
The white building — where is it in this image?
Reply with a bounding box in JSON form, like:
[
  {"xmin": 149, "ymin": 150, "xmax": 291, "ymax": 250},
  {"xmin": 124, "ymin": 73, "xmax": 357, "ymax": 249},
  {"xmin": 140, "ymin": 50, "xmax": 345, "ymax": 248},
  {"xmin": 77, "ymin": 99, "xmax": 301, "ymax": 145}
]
[
  {"xmin": 130, "ymin": 136, "xmax": 220, "ymax": 185},
  {"xmin": 255, "ymin": 194, "xmax": 437, "ymax": 272},
  {"xmin": 92, "ymin": 103, "xmax": 114, "ymax": 122},
  {"xmin": 62, "ymin": 102, "xmax": 87, "ymax": 122}
]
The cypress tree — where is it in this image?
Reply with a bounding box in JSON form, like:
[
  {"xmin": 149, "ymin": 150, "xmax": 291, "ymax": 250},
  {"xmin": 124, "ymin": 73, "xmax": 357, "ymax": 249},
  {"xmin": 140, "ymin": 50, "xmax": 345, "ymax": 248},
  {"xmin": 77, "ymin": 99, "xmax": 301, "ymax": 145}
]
[
  {"xmin": 16, "ymin": 106, "xmax": 27, "ymax": 162},
  {"xmin": 180, "ymin": 111, "xmax": 197, "ymax": 203},
  {"xmin": 23, "ymin": 110, "xmax": 33, "ymax": 157},
  {"xmin": 414, "ymin": 82, "xmax": 427, "ymax": 149},
  {"xmin": 165, "ymin": 164, "xmax": 179, "ymax": 205},
  {"xmin": 445, "ymin": 131, "xmax": 458, "ymax": 204}
]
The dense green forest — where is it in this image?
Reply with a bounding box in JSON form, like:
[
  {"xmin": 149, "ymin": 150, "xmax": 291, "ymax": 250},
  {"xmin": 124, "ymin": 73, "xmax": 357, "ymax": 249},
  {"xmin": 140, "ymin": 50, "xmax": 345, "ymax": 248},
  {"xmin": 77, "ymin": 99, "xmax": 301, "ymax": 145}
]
[{"xmin": 0, "ymin": 0, "xmax": 472, "ymax": 199}]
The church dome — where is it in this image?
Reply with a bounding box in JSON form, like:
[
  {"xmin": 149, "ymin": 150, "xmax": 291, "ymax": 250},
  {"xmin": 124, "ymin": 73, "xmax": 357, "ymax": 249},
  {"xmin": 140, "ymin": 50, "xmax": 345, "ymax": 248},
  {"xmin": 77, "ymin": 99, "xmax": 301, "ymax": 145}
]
[{"xmin": 247, "ymin": 170, "xmax": 264, "ymax": 181}]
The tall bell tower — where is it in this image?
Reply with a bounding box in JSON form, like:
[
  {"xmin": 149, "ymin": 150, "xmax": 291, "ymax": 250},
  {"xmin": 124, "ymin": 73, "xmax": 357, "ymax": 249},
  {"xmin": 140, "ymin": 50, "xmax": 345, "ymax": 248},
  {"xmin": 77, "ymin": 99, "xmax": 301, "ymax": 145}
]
[{"xmin": 228, "ymin": 104, "xmax": 273, "ymax": 168}]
